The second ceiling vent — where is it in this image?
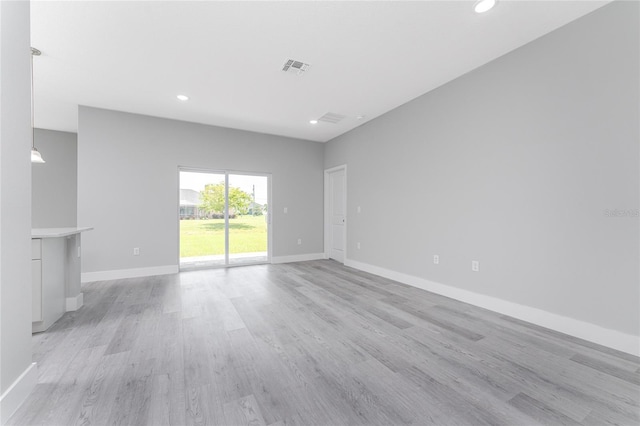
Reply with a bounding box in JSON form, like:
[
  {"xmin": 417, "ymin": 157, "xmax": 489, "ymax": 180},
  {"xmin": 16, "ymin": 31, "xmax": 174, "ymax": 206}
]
[
  {"xmin": 282, "ymin": 59, "xmax": 311, "ymax": 75},
  {"xmin": 318, "ymin": 112, "xmax": 346, "ymax": 124}
]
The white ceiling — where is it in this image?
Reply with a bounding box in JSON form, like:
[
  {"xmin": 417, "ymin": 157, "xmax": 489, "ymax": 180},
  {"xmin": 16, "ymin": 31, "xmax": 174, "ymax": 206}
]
[{"xmin": 31, "ymin": 1, "xmax": 610, "ymax": 143}]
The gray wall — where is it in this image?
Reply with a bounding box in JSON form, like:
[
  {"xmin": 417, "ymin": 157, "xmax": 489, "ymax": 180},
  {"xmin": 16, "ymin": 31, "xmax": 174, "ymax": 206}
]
[
  {"xmin": 324, "ymin": 1, "xmax": 639, "ymax": 336},
  {"xmin": 0, "ymin": 0, "xmax": 33, "ymax": 401},
  {"xmin": 78, "ymin": 107, "xmax": 324, "ymax": 273},
  {"xmin": 32, "ymin": 129, "xmax": 78, "ymax": 228}
]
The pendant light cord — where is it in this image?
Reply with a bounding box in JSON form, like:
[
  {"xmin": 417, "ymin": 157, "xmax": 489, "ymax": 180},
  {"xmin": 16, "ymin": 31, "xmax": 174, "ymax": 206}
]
[{"xmin": 31, "ymin": 48, "xmax": 40, "ymax": 150}]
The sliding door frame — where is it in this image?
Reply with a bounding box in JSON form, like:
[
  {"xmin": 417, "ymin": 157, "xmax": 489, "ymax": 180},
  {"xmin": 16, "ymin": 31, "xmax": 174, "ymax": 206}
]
[{"xmin": 178, "ymin": 166, "xmax": 272, "ymax": 269}]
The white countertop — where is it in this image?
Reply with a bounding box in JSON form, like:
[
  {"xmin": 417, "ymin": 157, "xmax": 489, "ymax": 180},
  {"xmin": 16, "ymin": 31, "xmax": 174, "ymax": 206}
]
[{"xmin": 32, "ymin": 227, "xmax": 94, "ymax": 238}]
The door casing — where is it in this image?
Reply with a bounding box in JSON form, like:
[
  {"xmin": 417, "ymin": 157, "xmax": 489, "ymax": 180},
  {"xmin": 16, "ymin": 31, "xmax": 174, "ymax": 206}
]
[
  {"xmin": 177, "ymin": 166, "xmax": 272, "ymax": 269},
  {"xmin": 324, "ymin": 165, "xmax": 347, "ymax": 263}
]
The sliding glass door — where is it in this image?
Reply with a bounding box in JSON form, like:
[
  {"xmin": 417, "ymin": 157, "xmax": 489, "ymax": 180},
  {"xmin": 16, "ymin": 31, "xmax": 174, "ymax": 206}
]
[
  {"xmin": 228, "ymin": 174, "xmax": 269, "ymax": 265},
  {"xmin": 179, "ymin": 169, "xmax": 270, "ymax": 269}
]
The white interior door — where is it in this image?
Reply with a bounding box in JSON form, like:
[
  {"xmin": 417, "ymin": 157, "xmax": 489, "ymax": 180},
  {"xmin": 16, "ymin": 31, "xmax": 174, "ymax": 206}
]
[{"xmin": 328, "ymin": 168, "xmax": 345, "ymax": 263}]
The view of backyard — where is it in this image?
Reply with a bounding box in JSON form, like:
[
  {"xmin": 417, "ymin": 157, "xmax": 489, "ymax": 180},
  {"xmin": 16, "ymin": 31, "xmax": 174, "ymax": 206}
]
[
  {"xmin": 179, "ymin": 215, "xmax": 268, "ymax": 258},
  {"xmin": 179, "ymin": 171, "xmax": 269, "ymax": 266}
]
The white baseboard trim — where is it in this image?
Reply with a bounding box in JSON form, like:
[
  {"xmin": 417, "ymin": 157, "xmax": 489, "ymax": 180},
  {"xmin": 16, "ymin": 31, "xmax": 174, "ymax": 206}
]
[
  {"xmin": 345, "ymin": 259, "xmax": 640, "ymax": 357},
  {"xmin": 82, "ymin": 265, "xmax": 179, "ymax": 283},
  {"xmin": 0, "ymin": 362, "xmax": 37, "ymax": 424},
  {"xmin": 272, "ymin": 253, "xmax": 325, "ymax": 264},
  {"xmin": 65, "ymin": 293, "xmax": 84, "ymax": 311}
]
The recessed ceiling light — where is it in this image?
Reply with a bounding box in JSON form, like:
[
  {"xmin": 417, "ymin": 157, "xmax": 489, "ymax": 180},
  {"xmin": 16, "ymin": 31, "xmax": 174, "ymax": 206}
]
[
  {"xmin": 176, "ymin": 94, "xmax": 189, "ymax": 101},
  {"xmin": 309, "ymin": 120, "xmax": 318, "ymax": 124},
  {"xmin": 474, "ymin": 0, "xmax": 496, "ymax": 13}
]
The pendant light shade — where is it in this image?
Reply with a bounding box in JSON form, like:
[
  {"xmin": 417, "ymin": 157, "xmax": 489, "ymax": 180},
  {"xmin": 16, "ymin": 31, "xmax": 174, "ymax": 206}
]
[
  {"xmin": 31, "ymin": 47, "xmax": 45, "ymax": 164},
  {"xmin": 31, "ymin": 147, "xmax": 45, "ymax": 163}
]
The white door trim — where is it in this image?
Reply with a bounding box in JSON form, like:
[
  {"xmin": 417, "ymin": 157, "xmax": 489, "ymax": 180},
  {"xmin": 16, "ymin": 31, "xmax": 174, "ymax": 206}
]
[
  {"xmin": 177, "ymin": 167, "xmax": 272, "ymax": 268},
  {"xmin": 324, "ymin": 164, "xmax": 347, "ymax": 262}
]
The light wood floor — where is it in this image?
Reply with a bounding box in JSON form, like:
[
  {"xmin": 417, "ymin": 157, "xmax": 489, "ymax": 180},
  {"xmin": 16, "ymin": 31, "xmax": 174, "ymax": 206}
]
[{"xmin": 8, "ymin": 260, "xmax": 640, "ymax": 425}]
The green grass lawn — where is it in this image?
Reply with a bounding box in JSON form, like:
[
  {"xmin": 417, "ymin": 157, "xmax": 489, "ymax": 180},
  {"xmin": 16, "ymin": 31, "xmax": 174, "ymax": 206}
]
[{"xmin": 180, "ymin": 215, "xmax": 268, "ymax": 257}]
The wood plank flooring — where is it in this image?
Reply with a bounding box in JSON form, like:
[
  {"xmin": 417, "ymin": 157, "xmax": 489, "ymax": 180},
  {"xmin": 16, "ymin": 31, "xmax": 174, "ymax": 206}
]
[{"xmin": 8, "ymin": 260, "xmax": 640, "ymax": 425}]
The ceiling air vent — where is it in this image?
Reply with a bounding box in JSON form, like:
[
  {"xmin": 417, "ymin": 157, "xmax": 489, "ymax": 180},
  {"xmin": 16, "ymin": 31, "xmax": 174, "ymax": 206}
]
[
  {"xmin": 318, "ymin": 112, "xmax": 346, "ymax": 124},
  {"xmin": 282, "ymin": 59, "xmax": 310, "ymax": 75}
]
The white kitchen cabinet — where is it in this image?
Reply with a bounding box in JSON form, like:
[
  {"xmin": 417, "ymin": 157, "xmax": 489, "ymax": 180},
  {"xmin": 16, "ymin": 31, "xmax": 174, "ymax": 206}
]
[
  {"xmin": 32, "ymin": 267, "xmax": 42, "ymax": 322},
  {"xmin": 32, "ymin": 239, "xmax": 43, "ymax": 322},
  {"xmin": 31, "ymin": 227, "xmax": 93, "ymax": 333},
  {"xmin": 31, "ymin": 237, "xmax": 65, "ymax": 333}
]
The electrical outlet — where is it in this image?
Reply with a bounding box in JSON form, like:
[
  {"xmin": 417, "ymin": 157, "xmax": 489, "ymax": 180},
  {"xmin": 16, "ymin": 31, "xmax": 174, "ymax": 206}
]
[
  {"xmin": 433, "ymin": 255, "xmax": 439, "ymax": 264},
  {"xmin": 357, "ymin": 206, "xmax": 361, "ymax": 213},
  {"xmin": 472, "ymin": 260, "xmax": 479, "ymax": 271},
  {"xmin": 133, "ymin": 247, "xmax": 140, "ymax": 256},
  {"xmin": 77, "ymin": 246, "xmax": 81, "ymax": 258},
  {"xmin": 357, "ymin": 242, "xmax": 361, "ymax": 249},
  {"xmin": 297, "ymin": 238, "xmax": 302, "ymax": 245},
  {"xmin": 284, "ymin": 207, "xmax": 288, "ymax": 214}
]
